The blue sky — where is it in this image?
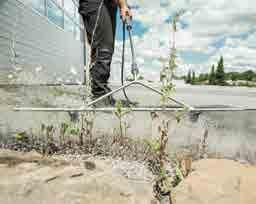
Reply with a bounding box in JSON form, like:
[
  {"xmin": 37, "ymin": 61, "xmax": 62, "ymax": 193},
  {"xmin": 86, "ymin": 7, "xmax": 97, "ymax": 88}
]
[
  {"xmin": 115, "ymin": 14, "xmax": 149, "ymax": 40},
  {"xmin": 111, "ymin": 0, "xmax": 256, "ymax": 80}
]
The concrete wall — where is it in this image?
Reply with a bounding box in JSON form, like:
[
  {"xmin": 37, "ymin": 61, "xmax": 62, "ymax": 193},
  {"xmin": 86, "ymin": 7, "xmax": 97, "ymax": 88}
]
[
  {"xmin": 1, "ymin": 102, "xmax": 256, "ymax": 164},
  {"xmin": 0, "ymin": 0, "xmax": 84, "ymax": 84},
  {"xmin": 91, "ymin": 111, "xmax": 256, "ymax": 163}
]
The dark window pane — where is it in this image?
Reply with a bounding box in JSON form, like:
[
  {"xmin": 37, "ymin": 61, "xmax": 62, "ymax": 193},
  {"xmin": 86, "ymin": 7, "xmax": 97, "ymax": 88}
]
[
  {"xmin": 28, "ymin": 0, "xmax": 45, "ymax": 15},
  {"xmin": 47, "ymin": 0, "xmax": 64, "ymax": 28},
  {"xmin": 64, "ymin": 0, "xmax": 75, "ymax": 18},
  {"xmin": 64, "ymin": 14, "xmax": 74, "ymax": 34}
]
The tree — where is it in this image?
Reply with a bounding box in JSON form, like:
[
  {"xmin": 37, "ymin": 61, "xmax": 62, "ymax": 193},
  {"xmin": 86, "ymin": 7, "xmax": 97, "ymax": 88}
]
[
  {"xmin": 230, "ymin": 72, "xmax": 239, "ymax": 81},
  {"xmin": 191, "ymin": 71, "xmax": 196, "ymax": 85},
  {"xmin": 241, "ymin": 70, "xmax": 255, "ymax": 81},
  {"xmin": 215, "ymin": 56, "xmax": 225, "ymax": 85},
  {"xmin": 185, "ymin": 70, "xmax": 192, "ymax": 84},
  {"xmin": 198, "ymin": 73, "xmax": 208, "ymax": 82},
  {"xmin": 209, "ymin": 65, "xmax": 216, "ymax": 85}
]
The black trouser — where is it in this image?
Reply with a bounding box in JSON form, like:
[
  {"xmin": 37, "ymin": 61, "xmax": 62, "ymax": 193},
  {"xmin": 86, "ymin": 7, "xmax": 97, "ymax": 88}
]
[{"xmin": 79, "ymin": 0, "xmax": 117, "ymax": 98}]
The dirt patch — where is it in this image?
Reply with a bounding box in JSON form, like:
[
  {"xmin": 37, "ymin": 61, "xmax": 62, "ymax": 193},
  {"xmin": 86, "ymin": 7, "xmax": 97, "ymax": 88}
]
[
  {"xmin": 173, "ymin": 159, "xmax": 256, "ymax": 204},
  {"xmin": 0, "ymin": 149, "xmax": 154, "ymax": 204},
  {"xmin": 0, "ymin": 149, "xmax": 68, "ymax": 167}
]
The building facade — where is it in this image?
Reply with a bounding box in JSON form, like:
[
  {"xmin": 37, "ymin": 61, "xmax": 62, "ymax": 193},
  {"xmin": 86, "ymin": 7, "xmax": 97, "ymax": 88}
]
[{"xmin": 0, "ymin": 0, "xmax": 85, "ymax": 84}]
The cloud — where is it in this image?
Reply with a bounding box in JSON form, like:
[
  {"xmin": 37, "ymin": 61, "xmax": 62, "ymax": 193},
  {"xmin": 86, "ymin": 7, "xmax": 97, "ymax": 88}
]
[
  {"xmin": 111, "ymin": 0, "xmax": 256, "ymax": 81},
  {"xmin": 209, "ymin": 32, "xmax": 256, "ymax": 71}
]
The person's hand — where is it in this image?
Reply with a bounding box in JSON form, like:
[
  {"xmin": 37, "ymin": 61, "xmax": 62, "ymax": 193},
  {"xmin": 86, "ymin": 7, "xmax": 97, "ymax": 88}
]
[{"xmin": 120, "ymin": 5, "xmax": 132, "ymax": 21}]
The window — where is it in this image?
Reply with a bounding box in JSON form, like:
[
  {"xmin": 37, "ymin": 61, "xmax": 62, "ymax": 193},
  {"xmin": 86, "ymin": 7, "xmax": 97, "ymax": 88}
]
[
  {"xmin": 64, "ymin": 0, "xmax": 75, "ymax": 18},
  {"xmin": 27, "ymin": 0, "xmax": 45, "ymax": 15},
  {"xmin": 26, "ymin": 0, "xmax": 82, "ymax": 41},
  {"xmin": 47, "ymin": 0, "xmax": 64, "ymax": 28},
  {"xmin": 64, "ymin": 14, "xmax": 74, "ymax": 34}
]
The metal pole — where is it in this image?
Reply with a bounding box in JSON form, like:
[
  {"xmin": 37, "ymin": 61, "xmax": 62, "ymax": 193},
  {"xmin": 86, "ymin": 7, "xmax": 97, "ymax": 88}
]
[
  {"xmin": 0, "ymin": 83, "xmax": 83, "ymax": 88},
  {"xmin": 86, "ymin": 79, "xmax": 193, "ymax": 109},
  {"xmin": 134, "ymin": 81, "xmax": 193, "ymax": 109},
  {"xmin": 14, "ymin": 106, "xmax": 256, "ymax": 112},
  {"xmin": 86, "ymin": 81, "xmax": 137, "ymax": 106}
]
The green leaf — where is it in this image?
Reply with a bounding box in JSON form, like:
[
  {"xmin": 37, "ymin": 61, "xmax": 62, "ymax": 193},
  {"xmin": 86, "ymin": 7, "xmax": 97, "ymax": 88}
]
[
  {"xmin": 15, "ymin": 131, "xmax": 26, "ymax": 140},
  {"xmin": 175, "ymin": 165, "xmax": 184, "ymax": 180}
]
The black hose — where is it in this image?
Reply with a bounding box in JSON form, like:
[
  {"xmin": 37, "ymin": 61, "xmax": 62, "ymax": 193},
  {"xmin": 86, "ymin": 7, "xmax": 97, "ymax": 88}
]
[{"xmin": 121, "ymin": 21, "xmax": 132, "ymax": 103}]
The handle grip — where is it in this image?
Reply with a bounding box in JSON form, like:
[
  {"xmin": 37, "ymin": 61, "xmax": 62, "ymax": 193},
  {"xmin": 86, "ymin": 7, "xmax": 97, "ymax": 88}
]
[{"xmin": 124, "ymin": 15, "xmax": 132, "ymax": 30}]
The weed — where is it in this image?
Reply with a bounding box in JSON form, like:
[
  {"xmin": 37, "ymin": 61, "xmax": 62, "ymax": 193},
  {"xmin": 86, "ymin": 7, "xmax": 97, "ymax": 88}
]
[
  {"xmin": 60, "ymin": 122, "xmax": 69, "ymax": 145},
  {"xmin": 113, "ymin": 100, "xmax": 131, "ymax": 144},
  {"xmin": 80, "ymin": 112, "xmax": 95, "ymax": 145},
  {"xmin": 146, "ymin": 112, "xmax": 173, "ymax": 202},
  {"xmin": 151, "ymin": 9, "xmax": 188, "ymax": 203},
  {"xmin": 160, "ymin": 11, "xmax": 185, "ymax": 107}
]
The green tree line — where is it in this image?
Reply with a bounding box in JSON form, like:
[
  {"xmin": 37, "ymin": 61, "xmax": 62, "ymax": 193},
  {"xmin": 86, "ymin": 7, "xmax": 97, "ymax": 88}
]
[{"xmin": 185, "ymin": 56, "xmax": 256, "ymax": 86}]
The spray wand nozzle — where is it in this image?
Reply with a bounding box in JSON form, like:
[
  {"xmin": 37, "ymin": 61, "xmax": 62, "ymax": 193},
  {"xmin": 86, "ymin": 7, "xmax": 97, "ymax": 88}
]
[
  {"xmin": 124, "ymin": 16, "xmax": 132, "ymax": 31},
  {"xmin": 122, "ymin": 10, "xmax": 139, "ymax": 80}
]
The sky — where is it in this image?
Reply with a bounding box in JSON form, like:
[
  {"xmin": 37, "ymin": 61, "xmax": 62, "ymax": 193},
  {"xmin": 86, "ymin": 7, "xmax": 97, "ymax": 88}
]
[{"xmin": 110, "ymin": 0, "xmax": 256, "ymax": 81}]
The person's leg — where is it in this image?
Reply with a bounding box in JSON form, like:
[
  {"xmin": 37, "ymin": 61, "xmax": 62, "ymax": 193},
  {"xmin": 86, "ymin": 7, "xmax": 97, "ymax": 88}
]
[
  {"xmin": 97, "ymin": 2, "xmax": 117, "ymax": 94},
  {"xmin": 81, "ymin": 1, "xmax": 117, "ymax": 98},
  {"xmin": 106, "ymin": 2, "xmax": 118, "ymax": 52}
]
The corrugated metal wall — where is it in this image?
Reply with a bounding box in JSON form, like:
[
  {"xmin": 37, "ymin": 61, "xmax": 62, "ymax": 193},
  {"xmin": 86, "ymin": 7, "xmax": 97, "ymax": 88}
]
[{"xmin": 0, "ymin": 0, "xmax": 85, "ymax": 84}]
